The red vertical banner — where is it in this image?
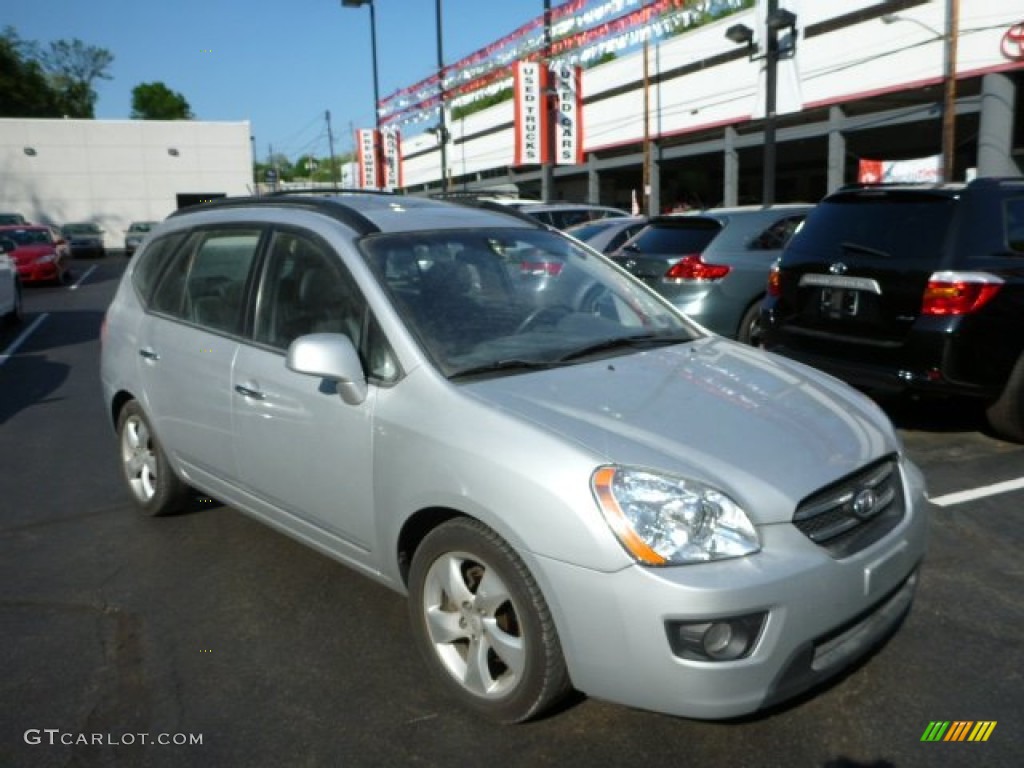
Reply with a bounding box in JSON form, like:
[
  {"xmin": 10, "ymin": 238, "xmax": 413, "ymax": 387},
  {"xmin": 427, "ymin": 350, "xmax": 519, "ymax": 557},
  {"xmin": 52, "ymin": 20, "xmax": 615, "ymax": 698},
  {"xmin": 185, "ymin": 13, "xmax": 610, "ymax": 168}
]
[
  {"xmin": 553, "ymin": 64, "xmax": 583, "ymax": 165},
  {"xmin": 356, "ymin": 128, "xmax": 380, "ymax": 189},
  {"xmin": 514, "ymin": 61, "xmax": 548, "ymax": 166},
  {"xmin": 381, "ymin": 127, "xmax": 403, "ymax": 191}
]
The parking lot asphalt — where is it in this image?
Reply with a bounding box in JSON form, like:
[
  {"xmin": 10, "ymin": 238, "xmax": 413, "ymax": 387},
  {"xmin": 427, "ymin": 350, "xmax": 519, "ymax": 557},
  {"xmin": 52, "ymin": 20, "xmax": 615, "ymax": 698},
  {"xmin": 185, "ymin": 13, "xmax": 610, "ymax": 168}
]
[{"xmin": 1, "ymin": 258, "xmax": 1021, "ymax": 768}]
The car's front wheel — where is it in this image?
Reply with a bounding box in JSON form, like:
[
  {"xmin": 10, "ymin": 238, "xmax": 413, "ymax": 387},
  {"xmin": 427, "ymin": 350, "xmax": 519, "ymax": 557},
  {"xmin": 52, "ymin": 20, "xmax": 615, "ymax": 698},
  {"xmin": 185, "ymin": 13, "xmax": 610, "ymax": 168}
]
[
  {"xmin": 408, "ymin": 518, "xmax": 572, "ymax": 723},
  {"xmin": 117, "ymin": 400, "xmax": 188, "ymax": 515},
  {"xmin": 738, "ymin": 299, "xmax": 764, "ymax": 346},
  {"xmin": 986, "ymin": 353, "xmax": 1024, "ymax": 443}
]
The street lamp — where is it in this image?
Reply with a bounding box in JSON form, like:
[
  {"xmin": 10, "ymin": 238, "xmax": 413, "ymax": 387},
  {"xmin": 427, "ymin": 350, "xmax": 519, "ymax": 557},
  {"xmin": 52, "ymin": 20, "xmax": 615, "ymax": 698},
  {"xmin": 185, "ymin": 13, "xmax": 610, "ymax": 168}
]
[
  {"xmin": 342, "ymin": 0, "xmax": 382, "ymax": 187},
  {"xmin": 725, "ymin": 2, "xmax": 798, "ymax": 206},
  {"xmin": 434, "ymin": 0, "xmax": 449, "ymax": 191},
  {"xmin": 882, "ymin": 1, "xmax": 959, "ymax": 182}
]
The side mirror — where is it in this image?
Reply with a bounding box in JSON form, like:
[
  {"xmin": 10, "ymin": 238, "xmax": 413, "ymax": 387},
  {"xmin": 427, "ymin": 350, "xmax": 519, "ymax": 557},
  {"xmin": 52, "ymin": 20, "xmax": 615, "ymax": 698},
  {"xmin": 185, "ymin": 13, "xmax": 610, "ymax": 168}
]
[{"xmin": 286, "ymin": 333, "xmax": 367, "ymax": 405}]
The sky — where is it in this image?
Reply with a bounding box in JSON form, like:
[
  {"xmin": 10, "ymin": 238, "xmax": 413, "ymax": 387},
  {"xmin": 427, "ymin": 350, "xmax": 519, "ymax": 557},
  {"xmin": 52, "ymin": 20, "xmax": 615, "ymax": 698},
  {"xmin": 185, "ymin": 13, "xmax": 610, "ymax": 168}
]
[{"xmin": 4, "ymin": 0, "xmax": 549, "ymax": 162}]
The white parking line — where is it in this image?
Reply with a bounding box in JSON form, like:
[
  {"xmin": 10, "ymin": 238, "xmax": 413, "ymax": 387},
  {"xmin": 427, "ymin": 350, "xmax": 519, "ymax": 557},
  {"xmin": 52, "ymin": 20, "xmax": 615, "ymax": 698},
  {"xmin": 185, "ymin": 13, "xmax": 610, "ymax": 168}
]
[
  {"xmin": 69, "ymin": 265, "xmax": 98, "ymax": 290},
  {"xmin": 0, "ymin": 313, "xmax": 49, "ymax": 367},
  {"xmin": 930, "ymin": 477, "xmax": 1024, "ymax": 507}
]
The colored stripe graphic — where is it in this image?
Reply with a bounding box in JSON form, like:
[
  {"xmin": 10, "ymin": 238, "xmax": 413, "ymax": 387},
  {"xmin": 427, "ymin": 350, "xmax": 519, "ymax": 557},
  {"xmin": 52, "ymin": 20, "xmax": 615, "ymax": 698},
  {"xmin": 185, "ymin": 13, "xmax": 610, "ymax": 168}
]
[
  {"xmin": 921, "ymin": 722, "xmax": 949, "ymax": 741},
  {"xmin": 968, "ymin": 722, "xmax": 997, "ymax": 742},
  {"xmin": 921, "ymin": 721, "xmax": 997, "ymax": 742}
]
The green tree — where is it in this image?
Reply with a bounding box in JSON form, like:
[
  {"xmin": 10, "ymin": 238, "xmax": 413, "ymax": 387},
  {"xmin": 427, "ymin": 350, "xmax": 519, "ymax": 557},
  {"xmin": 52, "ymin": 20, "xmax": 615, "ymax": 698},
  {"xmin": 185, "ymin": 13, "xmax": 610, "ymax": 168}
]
[
  {"xmin": 0, "ymin": 28, "xmax": 61, "ymax": 117},
  {"xmin": 30, "ymin": 37, "xmax": 114, "ymax": 117},
  {"xmin": 131, "ymin": 81, "xmax": 194, "ymax": 120}
]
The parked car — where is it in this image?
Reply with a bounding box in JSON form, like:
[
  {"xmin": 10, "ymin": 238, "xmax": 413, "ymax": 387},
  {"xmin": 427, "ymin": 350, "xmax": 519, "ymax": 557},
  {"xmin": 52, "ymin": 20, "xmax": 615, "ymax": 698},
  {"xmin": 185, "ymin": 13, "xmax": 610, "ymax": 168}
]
[
  {"xmin": 0, "ymin": 237, "xmax": 23, "ymax": 325},
  {"xmin": 62, "ymin": 222, "xmax": 106, "ymax": 258},
  {"xmin": 564, "ymin": 215, "xmax": 647, "ymax": 254},
  {"xmin": 762, "ymin": 177, "xmax": 1024, "ymax": 442},
  {"xmin": 508, "ymin": 202, "xmax": 631, "ymax": 230},
  {"xmin": 0, "ymin": 225, "xmax": 71, "ymax": 285},
  {"xmin": 124, "ymin": 220, "xmax": 159, "ymax": 256},
  {"xmin": 610, "ymin": 205, "xmax": 812, "ymax": 344},
  {"xmin": 101, "ymin": 193, "xmax": 927, "ymax": 723},
  {"xmin": 0, "ymin": 212, "xmax": 29, "ymax": 226}
]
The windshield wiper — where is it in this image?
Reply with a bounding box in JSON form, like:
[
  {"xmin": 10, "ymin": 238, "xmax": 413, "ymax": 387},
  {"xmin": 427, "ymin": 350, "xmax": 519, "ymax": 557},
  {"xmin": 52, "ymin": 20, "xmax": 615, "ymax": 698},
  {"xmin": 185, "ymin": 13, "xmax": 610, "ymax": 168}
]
[
  {"xmin": 449, "ymin": 359, "xmax": 557, "ymax": 380},
  {"xmin": 840, "ymin": 241, "xmax": 892, "ymax": 259},
  {"xmin": 556, "ymin": 333, "xmax": 690, "ymax": 362}
]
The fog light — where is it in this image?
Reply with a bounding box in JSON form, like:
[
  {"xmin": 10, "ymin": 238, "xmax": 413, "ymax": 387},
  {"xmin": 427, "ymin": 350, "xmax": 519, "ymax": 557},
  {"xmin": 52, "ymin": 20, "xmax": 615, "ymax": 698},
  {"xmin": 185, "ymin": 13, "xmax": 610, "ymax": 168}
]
[{"xmin": 666, "ymin": 613, "xmax": 766, "ymax": 662}]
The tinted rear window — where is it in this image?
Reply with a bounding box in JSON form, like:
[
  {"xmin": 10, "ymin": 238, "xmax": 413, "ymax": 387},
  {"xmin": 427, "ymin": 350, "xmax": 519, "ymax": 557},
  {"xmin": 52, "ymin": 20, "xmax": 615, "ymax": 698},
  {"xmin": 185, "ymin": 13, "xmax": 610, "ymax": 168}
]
[
  {"xmin": 628, "ymin": 219, "xmax": 721, "ymax": 254},
  {"xmin": 786, "ymin": 194, "xmax": 955, "ymax": 267}
]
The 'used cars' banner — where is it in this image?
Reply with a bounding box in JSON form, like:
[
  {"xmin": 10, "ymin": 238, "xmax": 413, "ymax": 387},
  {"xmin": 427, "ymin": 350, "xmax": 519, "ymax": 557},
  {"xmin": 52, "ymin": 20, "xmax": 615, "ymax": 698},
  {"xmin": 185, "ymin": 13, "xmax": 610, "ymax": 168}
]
[
  {"xmin": 514, "ymin": 61, "xmax": 548, "ymax": 166},
  {"xmin": 553, "ymin": 64, "xmax": 583, "ymax": 165}
]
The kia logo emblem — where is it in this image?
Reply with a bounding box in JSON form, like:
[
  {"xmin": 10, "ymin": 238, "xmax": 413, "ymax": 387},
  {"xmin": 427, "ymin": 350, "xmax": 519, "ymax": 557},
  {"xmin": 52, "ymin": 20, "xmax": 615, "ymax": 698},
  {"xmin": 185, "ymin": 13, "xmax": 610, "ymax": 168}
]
[
  {"xmin": 829, "ymin": 262, "xmax": 848, "ymax": 275},
  {"xmin": 852, "ymin": 489, "xmax": 878, "ymax": 520}
]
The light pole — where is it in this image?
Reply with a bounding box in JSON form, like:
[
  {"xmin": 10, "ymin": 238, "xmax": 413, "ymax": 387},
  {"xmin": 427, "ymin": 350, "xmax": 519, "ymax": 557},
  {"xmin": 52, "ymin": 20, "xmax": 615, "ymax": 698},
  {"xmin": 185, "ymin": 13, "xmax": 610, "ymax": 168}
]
[
  {"xmin": 726, "ymin": 2, "xmax": 797, "ymax": 207},
  {"xmin": 435, "ymin": 0, "xmax": 449, "ymax": 191},
  {"xmin": 882, "ymin": 1, "xmax": 959, "ymax": 181},
  {"xmin": 342, "ymin": 0, "xmax": 381, "ymax": 186}
]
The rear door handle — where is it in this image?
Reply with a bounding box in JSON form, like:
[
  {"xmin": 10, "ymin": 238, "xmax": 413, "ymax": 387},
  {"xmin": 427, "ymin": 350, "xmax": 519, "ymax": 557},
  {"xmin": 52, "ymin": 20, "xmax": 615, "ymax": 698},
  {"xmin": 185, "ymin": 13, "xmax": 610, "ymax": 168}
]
[
  {"xmin": 139, "ymin": 348, "xmax": 159, "ymax": 361},
  {"xmin": 234, "ymin": 384, "xmax": 266, "ymax": 400}
]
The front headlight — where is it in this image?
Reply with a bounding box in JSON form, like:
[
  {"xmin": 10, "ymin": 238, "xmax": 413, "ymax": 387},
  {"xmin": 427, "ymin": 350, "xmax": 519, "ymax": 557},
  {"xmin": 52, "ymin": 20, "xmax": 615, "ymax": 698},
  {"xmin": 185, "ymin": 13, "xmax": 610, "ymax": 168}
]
[
  {"xmin": 34, "ymin": 253, "xmax": 57, "ymax": 264},
  {"xmin": 592, "ymin": 466, "xmax": 760, "ymax": 565}
]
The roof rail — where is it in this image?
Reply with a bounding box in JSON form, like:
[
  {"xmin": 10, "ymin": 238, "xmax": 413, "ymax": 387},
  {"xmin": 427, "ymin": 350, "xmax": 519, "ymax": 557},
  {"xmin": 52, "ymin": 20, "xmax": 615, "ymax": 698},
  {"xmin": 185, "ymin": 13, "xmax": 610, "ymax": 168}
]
[{"xmin": 168, "ymin": 194, "xmax": 381, "ymax": 236}]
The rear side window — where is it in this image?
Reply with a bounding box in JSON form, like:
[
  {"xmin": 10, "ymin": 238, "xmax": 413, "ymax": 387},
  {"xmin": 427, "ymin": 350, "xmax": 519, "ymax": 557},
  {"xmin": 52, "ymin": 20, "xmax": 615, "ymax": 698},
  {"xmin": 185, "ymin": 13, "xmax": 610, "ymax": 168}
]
[
  {"xmin": 750, "ymin": 215, "xmax": 806, "ymax": 250},
  {"xmin": 786, "ymin": 195, "xmax": 954, "ymax": 267},
  {"xmin": 150, "ymin": 228, "xmax": 262, "ymax": 334},
  {"xmin": 132, "ymin": 233, "xmax": 187, "ymax": 304},
  {"xmin": 628, "ymin": 219, "xmax": 721, "ymax": 254},
  {"xmin": 1005, "ymin": 198, "xmax": 1024, "ymax": 255}
]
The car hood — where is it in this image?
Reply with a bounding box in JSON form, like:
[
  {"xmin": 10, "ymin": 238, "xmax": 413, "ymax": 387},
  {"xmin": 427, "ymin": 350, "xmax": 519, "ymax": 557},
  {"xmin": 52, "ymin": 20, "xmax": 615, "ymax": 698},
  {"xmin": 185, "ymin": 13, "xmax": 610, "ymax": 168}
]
[
  {"xmin": 10, "ymin": 245, "xmax": 55, "ymax": 263},
  {"xmin": 462, "ymin": 337, "xmax": 899, "ymax": 524}
]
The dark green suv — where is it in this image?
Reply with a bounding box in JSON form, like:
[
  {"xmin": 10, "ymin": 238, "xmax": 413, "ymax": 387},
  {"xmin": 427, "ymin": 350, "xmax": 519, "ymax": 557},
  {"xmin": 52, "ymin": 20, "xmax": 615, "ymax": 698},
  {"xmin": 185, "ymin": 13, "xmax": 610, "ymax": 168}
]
[{"xmin": 762, "ymin": 177, "xmax": 1024, "ymax": 442}]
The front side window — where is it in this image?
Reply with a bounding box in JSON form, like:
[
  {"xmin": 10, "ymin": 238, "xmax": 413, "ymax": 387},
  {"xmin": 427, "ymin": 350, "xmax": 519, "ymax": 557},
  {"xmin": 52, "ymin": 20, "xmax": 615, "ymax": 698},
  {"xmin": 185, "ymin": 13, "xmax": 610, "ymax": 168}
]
[
  {"xmin": 150, "ymin": 228, "xmax": 261, "ymax": 334},
  {"xmin": 361, "ymin": 228, "xmax": 696, "ymax": 378},
  {"xmin": 750, "ymin": 215, "xmax": 805, "ymax": 250},
  {"xmin": 253, "ymin": 229, "xmax": 398, "ymax": 381},
  {"xmin": 132, "ymin": 232, "xmax": 188, "ymax": 305},
  {"xmin": 1004, "ymin": 198, "xmax": 1024, "ymax": 254}
]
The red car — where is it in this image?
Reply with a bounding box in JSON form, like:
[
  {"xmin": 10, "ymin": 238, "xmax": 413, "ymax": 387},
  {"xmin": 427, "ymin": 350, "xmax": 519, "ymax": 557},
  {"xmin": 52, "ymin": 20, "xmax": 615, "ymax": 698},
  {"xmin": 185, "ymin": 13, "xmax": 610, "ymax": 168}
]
[{"xmin": 0, "ymin": 225, "xmax": 71, "ymax": 285}]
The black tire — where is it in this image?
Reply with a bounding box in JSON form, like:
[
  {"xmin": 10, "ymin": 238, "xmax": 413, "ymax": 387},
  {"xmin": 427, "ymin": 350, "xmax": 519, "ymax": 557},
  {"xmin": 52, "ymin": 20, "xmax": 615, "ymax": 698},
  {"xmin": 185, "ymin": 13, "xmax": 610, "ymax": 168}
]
[
  {"xmin": 3, "ymin": 282, "xmax": 22, "ymax": 326},
  {"xmin": 737, "ymin": 299, "xmax": 764, "ymax": 346},
  {"xmin": 116, "ymin": 400, "xmax": 189, "ymax": 515},
  {"xmin": 985, "ymin": 353, "xmax": 1024, "ymax": 443},
  {"xmin": 408, "ymin": 518, "xmax": 572, "ymax": 723}
]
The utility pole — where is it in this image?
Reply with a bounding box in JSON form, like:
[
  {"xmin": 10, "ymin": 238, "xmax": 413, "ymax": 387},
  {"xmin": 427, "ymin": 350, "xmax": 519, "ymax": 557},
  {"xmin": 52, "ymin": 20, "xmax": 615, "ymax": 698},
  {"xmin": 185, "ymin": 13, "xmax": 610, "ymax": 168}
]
[
  {"xmin": 942, "ymin": 0, "xmax": 960, "ymax": 181},
  {"xmin": 642, "ymin": 37, "xmax": 651, "ymax": 215},
  {"xmin": 326, "ymin": 110, "xmax": 338, "ymax": 186},
  {"xmin": 763, "ymin": 0, "xmax": 780, "ymax": 207},
  {"xmin": 541, "ymin": 0, "xmax": 554, "ymax": 201}
]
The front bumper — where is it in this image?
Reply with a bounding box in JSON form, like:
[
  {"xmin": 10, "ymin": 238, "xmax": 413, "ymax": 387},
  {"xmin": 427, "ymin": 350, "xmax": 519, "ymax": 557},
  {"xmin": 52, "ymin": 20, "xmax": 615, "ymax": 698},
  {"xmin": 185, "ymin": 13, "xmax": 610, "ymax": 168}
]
[
  {"xmin": 532, "ymin": 461, "xmax": 929, "ymax": 719},
  {"xmin": 17, "ymin": 261, "xmax": 62, "ymax": 283}
]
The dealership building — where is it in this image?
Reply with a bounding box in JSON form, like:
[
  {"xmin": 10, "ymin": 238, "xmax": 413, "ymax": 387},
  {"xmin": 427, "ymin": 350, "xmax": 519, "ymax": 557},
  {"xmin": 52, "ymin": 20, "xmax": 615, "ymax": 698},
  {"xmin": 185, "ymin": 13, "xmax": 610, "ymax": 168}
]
[
  {"xmin": 384, "ymin": 0, "xmax": 1024, "ymax": 211},
  {"xmin": 1, "ymin": 0, "xmax": 1021, "ymax": 229}
]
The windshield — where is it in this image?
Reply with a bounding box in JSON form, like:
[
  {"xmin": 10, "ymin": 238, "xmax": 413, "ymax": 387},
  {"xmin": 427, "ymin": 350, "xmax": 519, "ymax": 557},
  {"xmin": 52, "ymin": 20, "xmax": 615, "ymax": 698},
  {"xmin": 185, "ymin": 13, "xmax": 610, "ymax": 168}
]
[
  {"xmin": 3, "ymin": 228, "xmax": 53, "ymax": 245},
  {"xmin": 361, "ymin": 228, "xmax": 697, "ymax": 377},
  {"xmin": 130, "ymin": 222, "xmax": 154, "ymax": 232},
  {"xmin": 64, "ymin": 223, "xmax": 100, "ymax": 234}
]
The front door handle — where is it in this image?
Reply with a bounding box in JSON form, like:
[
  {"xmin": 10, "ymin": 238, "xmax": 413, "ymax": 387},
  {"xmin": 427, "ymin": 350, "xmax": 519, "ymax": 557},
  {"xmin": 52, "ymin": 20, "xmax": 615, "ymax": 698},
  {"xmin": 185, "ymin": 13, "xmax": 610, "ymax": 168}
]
[
  {"xmin": 234, "ymin": 384, "xmax": 266, "ymax": 400},
  {"xmin": 139, "ymin": 348, "xmax": 159, "ymax": 361}
]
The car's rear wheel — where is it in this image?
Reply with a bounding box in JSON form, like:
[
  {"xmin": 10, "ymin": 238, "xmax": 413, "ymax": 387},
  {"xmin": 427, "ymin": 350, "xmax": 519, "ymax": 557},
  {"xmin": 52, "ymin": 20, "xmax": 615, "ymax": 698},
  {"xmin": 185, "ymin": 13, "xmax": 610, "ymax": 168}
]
[
  {"xmin": 737, "ymin": 299, "xmax": 764, "ymax": 346},
  {"xmin": 117, "ymin": 400, "xmax": 188, "ymax": 515},
  {"xmin": 3, "ymin": 283, "xmax": 22, "ymax": 326},
  {"xmin": 985, "ymin": 354, "xmax": 1024, "ymax": 443},
  {"xmin": 408, "ymin": 518, "xmax": 571, "ymax": 723}
]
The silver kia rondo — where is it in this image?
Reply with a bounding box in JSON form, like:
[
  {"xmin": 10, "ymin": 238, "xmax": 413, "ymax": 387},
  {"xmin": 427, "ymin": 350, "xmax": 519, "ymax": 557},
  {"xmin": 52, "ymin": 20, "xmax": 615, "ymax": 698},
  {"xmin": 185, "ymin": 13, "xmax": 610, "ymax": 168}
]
[{"xmin": 100, "ymin": 193, "xmax": 928, "ymax": 723}]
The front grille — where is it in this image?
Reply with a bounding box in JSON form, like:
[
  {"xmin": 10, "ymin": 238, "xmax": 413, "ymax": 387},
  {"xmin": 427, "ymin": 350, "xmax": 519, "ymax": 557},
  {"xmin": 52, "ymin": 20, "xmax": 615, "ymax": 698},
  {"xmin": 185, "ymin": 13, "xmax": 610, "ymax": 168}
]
[{"xmin": 794, "ymin": 456, "xmax": 905, "ymax": 558}]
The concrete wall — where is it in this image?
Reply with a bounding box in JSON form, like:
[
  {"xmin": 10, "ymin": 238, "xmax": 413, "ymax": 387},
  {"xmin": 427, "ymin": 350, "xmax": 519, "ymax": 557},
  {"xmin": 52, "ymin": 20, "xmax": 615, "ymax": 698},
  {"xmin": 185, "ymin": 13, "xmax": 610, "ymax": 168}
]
[{"xmin": 0, "ymin": 119, "xmax": 254, "ymax": 249}]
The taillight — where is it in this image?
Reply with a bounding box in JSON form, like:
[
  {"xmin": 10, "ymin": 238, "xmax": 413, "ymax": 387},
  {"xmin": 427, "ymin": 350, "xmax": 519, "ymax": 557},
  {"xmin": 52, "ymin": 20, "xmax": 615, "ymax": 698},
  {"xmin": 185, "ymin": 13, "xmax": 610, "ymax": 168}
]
[
  {"xmin": 767, "ymin": 263, "xmax": 781, "ymax": 297},
  {"xmin": 921, "ymin": 271, "xmax": 1003, "ymax": 316},
  {"xmin": 520, "ymin": 260, "xmax": 563, "ymax": 277},
  {"xmin": 664, "ymin": 254, "xmax": 731, "ymax": 281}
]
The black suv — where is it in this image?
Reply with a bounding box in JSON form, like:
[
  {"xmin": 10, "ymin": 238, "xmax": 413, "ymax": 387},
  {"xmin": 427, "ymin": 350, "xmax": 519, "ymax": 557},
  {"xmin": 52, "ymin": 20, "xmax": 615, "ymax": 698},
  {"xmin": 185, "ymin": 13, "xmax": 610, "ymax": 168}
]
[{"xmin": 762, "ymin": 177, "xmax": 1024, "ymax": 441}]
